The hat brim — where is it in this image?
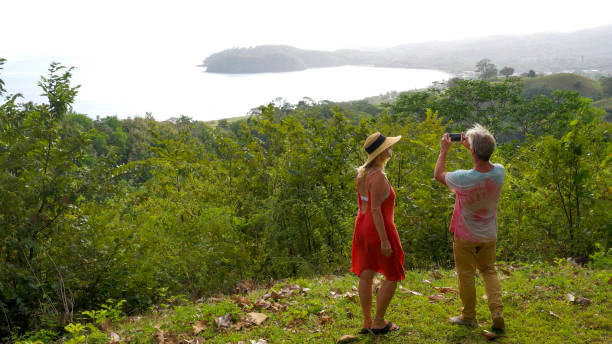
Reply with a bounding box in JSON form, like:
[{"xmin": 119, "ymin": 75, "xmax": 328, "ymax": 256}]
[{"xmin": 364, "ymin": 135, "xmax": 401, "ymax": 166}]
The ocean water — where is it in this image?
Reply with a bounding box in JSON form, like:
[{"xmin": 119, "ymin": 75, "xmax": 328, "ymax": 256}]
[{"xmin": 1, "ymin": 55, "xmax": 450, "ymax": 121}]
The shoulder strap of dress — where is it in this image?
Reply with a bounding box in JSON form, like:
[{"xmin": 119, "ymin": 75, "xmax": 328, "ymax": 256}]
[{"xmin": 368, "ymin": 168, "xmax": 382, "ymax": 177}]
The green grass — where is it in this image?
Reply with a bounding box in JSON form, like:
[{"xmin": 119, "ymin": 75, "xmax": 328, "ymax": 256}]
[
  {"xmin": 57, "ymin": 263, "xmax": 611, "ymax": 343},
  {"xmin": 522, "ymin": 73, "xmax": 604, "ymax": 100}
]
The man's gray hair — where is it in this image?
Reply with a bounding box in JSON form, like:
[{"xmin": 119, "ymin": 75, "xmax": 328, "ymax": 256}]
[{"xmin": 466, "ymin": 124, "xmax": 496, "ymax": 161}]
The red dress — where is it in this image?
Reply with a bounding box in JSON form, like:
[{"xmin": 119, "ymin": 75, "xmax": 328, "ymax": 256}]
[{"xmin": 351, "ymin": 172, "xmax": 405, "ymax": 281}]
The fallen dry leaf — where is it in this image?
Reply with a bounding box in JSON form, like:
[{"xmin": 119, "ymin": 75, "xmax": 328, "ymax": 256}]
[
  {"xmin": 249, "ymin": 340, "xmax": 268, "ymax": 344},
  {"xmin": 482, "ymin": 294, "xmax": 488, "ymax": 300},
  {"xmin": 434, "ymin": 286, "xmax": 458, "ymax": 294},
  {"xmin": 246, "ymin": 312, "xmax": 268, "ymax": 325},
  {"xmin": 422, "ymin": 279, "xmax": 432, "ymax": 284},
  {"xmin": 428, "ymin": 294, "xmax": 447, "ymax": 301},
  {"xmin": 153, "ymin": 330, "xmax": 165, "ymax": 344},
  {"xmin": 351, "ymin": 285, "xmax": 358, "ymax": 291},
  {"xmin": 232, "ymin": 296, "xmax": 251, "ymax": 309},
  {"xmin": 577, "ymin": 297, "xmax": 592, "ymax": 306},
  {"xmin": 399, "ymin": 287, "xmax": 423, "ymax": 296},
  {"xmin": 184, "ymin": 338, "xmax": 206, "ymax": 344},
  {"xmin": 566, "ymin": 293, "xmax": 576, "ymax": 302},
  {"xmin": 254, "ymin": 299, "xmax": 271, "ymax": 309},
  {"xmin": 572, "ymin": 296, "xmax": 592, "ymax": 306},
  {"xmin": 193, "ymin": 320, "xmax": 207, "ymax": 335},
  {"xmin": 482, "ymin": 330, "xmax": 498, "ymax": 340},
  {"xmin": 608, "ymin": 276, "xmax": 612, "ymax": 285},
  {"xmin": 499, "ymin": 267, "xmax": 512, "ymax": 276},
  {"xmin": 165, "ymin": 336, "xmax": 179, "ymax": 344},
  {"xmin": 214, "ymin": 314, "xmax": 233, "ymax": 329},
  {"xmin": 232, "ymin": 321, "xmax": 248, "ymax": 331},
  {"xmin": 235, "ymin": 280, "xmax": 255, "ymax": 294},
  {"xmin": 263, "ymin": 290, "xmax": 283, "ymax": 300},
  {"xmin": 547, "ymin": 310, "xmax": 559, "ymax": 318},
  {"xmin": 336, "ymin": 334, "xmax": 359, "ymax": 343},
  {"xmin": 343, "ymin": 292, "xmax": 357, "ymax": 301},
  {"xmin": 109, "ymin": 332, "xmax": 120, "ymax": 344},
  {"xmin": 319, "ymin": 315, "xmax": 333, "ymax": 324}
]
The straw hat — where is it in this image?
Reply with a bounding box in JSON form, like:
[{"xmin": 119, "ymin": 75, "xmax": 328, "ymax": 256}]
[{"xmin": 363, "ymin": 132, "xmax": 401, "ymax": 166}]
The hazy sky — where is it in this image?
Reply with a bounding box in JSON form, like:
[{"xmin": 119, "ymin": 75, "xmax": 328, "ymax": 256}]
[{"xmin": 2, "ymin": 0, "xmax": 612, "ymax": 63}]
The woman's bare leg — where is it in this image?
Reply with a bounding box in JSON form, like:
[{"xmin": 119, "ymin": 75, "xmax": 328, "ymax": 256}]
[
  {"xmin": 358, "ymin": 269, "xmax": 375, "ymax": 328},
  {"xmin": 372, "ymin": 279, "xmax": 398, "ymax": 329}
]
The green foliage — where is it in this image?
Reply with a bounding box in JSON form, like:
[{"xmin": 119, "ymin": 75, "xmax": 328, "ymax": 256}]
[
  {"xmin": 475, "ymin": 58, "xmax": 498, "ymax": 80},
  {"xmin": 0, "ymin": 57, "xmax": 6, "ymax": 95},
  {"xmin": 522, "ymin": 73, "xmax": 604, "ymax": 100},
  {"xmin": 592, "ymin": 97, "xmax": 612, "ymax": 120},
  {"xmin": 588, "ymin": 244, "xmax": 612, "ymax": 269},
  {"xmin": 82, "ymin": 299, "xmax": 126, "ymax": 324},
  {"xmin": 63, "ymin": 322, "xmax": 106, "ymax": 344},
  {"xmin": 1, "ymin": 63, "xmax": 611, "ymax": 342},
  {"xmin": 599, "ymin": 76, "xmax": 612, "ymax": 97}
]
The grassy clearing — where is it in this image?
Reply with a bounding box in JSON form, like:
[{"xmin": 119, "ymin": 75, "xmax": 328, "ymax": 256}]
[
  {"xmin": 55, "ymin": 263, "xmax": 611, "ymax": 344},
  {"xmin": 522, "ymin": 73, "xmax": 604, "ymax": 99}
]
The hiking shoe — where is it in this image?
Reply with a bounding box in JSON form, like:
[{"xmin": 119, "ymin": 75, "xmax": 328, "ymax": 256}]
[
  {"xmin": 492, "ymin": 312, "xmax": 505, "ymax": 330},
  {"xmin": 449, "ymin": 315, "xmax": 477, "ymax": 327}
]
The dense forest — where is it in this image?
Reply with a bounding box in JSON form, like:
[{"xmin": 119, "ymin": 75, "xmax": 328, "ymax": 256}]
[
  {"xmin": 203, "ymin": 25, "xmax": 612, "ymax": 74},
  {"xmin": 1, "ymin": 58, "xmax": 611, "ymax": 342}
]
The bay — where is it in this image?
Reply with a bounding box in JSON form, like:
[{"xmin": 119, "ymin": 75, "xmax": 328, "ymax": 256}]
[{"xmin": 2, "ymin": 55, "xmax": 450, "ymax": 121}]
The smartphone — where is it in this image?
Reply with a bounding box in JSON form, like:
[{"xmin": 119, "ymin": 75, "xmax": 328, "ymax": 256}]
[{"xmin": 449, "ymin": 133, "xmax": 462, "ymax": 142}]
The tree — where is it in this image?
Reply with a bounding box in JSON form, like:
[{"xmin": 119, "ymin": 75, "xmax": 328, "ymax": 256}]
[
  {"xmin": 527, "ymin": 70, "xmax": 536, "ymax": 78},
  {"xmin": 475, "ymin": 58, "xmax": 498, "ymax": 80},
  {"xmin": 0, "ymin": 57, "xmax": 6, "ymax": 95},
  {"xmin": 500, "ymin": 66, "xmax": 515, "ymax": 77},
  {"xmin": 217, "ymin": 118, "xmax": 229, "ymax": 129},
  {"xmin": 600, "ymin": 76, "xmax": 612, "ymax": 97},
  {"xmin": 0, "ymin": 62, "xmax": 99, "ymax": 332}
]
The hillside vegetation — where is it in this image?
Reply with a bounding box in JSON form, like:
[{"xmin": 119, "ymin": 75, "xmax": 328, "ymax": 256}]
[
  {"xmin": 592, "ymin": 98, "xmax": 612, "ymax": 119},
  {"xmin": 522, "ymin": 73, "xmax": 604, "ymax": 99},
  {"xmin": 1, "ymin": 60, "xmax": 611, "ymax": 342},
  {"xmin": 202, "ymin": 25, "xmax": 612, "ymax": 74},
  {"xmin": 203, "ymin": 45, "xmax": 351, "ymax": 73}
]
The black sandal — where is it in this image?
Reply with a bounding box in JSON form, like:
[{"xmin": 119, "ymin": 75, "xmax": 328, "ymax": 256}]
[
  {"xmin": 371, "ymin": 322, "xmax": 399, "ymax": 335},
  {"xmin": 358, "ymin": 328, "xmax": 370, "ymax": 335}
]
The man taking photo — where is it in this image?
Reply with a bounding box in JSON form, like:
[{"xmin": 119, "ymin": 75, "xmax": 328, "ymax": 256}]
[{"xmin": 433, "ymin": 124, "xmax": 505, "ymax": 333}]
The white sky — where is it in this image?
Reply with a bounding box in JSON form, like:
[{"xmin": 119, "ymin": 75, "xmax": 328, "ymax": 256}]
[{"xmin": 2, "ymin": 0, "xmax": 612, "ymax": 63}]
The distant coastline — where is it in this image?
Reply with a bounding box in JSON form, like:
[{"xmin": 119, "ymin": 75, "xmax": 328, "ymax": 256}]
[{"xmin": 202, "ymin": 25, "xmax": 612, "ymax": 74}]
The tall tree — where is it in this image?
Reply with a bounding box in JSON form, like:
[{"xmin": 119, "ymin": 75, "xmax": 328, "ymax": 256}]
[
  {"xmin": 475, "ymin": 58, "xmax": 498, "ymax": 80},
  {"xmin": 500, "ymin": 66, "xmax": 515, "ymax": 77}
]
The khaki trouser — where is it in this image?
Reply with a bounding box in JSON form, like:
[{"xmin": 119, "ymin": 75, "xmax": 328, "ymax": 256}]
[{"xmin": 453, "ymin": 234, "xmax": 503, "ymax": 320}]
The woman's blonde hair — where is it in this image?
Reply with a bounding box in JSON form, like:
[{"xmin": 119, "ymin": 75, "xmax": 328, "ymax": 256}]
[{"xmin": 356, "ymin": 152, "xmax": 389, "ymax": 179}]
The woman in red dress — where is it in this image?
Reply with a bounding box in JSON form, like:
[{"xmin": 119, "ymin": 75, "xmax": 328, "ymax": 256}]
[{"xmin": 352, "ymin": 132, "xmax": 405, "ymax": 335}]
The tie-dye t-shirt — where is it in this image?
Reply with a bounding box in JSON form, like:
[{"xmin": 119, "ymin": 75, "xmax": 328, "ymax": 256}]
[{"xmin": 445, "ymin": 164, "xmax": 504, "ymax": 242}]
